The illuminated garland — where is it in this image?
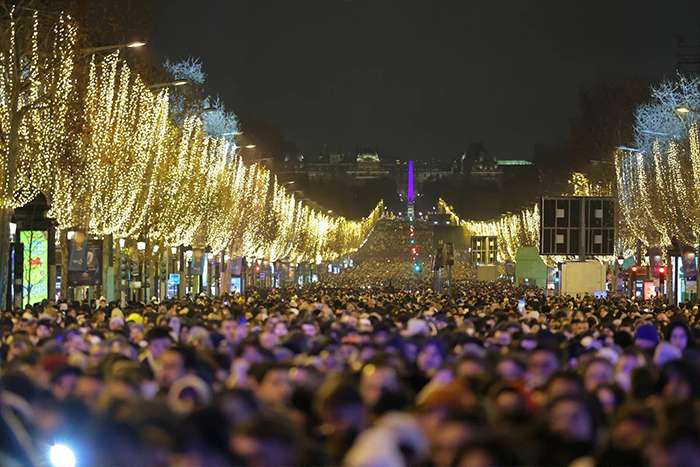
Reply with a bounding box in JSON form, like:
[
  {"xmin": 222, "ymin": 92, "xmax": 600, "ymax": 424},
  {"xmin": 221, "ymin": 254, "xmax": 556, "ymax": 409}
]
[
  {"xmin": 2, "ymin": 13, "xmax": 382, "ymax": 262},
  {"xmin": 568, "ymin": 172, "xmax": 612, "ymax": 197},
  {"xmin": 614, "ymin": 77, "xmax": 700, "ymax": 250},
  {"xmin": 616, "ymin": 122, "xmax": 700, "ymax": 248},
  {"xmin": 439, "ymin": 197, "xmax": 618, "ymax": 265},
  {"xmin": 0, "ymin": 10, "xmax": 77, "ymax": 210},
  {"xmin": 438, "ymin": 199, "xmax": 539, "ymax": 261}
]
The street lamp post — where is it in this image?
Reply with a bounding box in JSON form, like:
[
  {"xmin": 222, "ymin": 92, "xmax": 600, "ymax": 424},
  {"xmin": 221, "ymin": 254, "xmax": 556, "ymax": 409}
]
[
  {"xmin": 152, "ymin": 244, "xmax": 161, "ymax": 301},
  {"xmin": 136, "ymin": 240, "xmax": 146, "ymax": 302},
  {"xmin": 118, "ymin": 238, "xmax": 127, "ymax": 308},
  {"xmin": 169, "ymin": 246, "xmax": 178, "ymax": 299},
  {"xmin": 616, "ymin": 256, "xmax": 624, "ymax": 295},
  {"xmin": 184, "ymin": 248, "xmax": 193, "ymax": 297}
]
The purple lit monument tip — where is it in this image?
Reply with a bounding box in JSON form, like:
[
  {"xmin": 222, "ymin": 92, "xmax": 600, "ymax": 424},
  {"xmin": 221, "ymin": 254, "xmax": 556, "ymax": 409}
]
[{"xmin": 407, "ymin": 160, "xmax": 414, "ymax": 202}]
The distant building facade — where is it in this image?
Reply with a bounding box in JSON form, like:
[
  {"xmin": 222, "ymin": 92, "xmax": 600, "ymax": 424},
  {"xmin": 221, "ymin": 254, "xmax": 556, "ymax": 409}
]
[{"xmin": 276, "ymin": 145, "xmax": 535, "ymax": 196}]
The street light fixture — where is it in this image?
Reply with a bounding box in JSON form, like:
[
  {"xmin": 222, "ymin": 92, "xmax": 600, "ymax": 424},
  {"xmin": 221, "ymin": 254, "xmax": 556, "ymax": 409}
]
[
  {"xmin": 244, "ymin": 144, "xmax": 256, "ymax": 149},
  {"xmin": 119, "ymin": 238, "xmax": 126, "ymax": 248},
  {"xmin": 617, "ymin": 145, "xmax": 642, "ymax": 153},
  {"xmin": 136, "ymin": 241, "xmax": 146, "ymax": 251},
  {"xmin": 676, "ymin": 105, "xmax": 693, "ymax": 114},
  {"xmin": 171, "ymin": 246, "xmax": 178, "ymax": 256},
  {"xmin": 639, "ymin": 129, "xmax": 670, "ymax": 137},
  {"xmin": 148, "ymin": 80, "xmax": 188, "ymax": 90},
  {"xmin": 80, "ymin": 40, "xmax": 146, "ymax": 55}
]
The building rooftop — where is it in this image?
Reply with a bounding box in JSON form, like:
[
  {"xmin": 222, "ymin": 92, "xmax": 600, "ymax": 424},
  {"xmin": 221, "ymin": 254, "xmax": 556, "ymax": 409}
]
[{"xmin": 495, "ymin": 159, "xmax": 533, "ymax": 166}]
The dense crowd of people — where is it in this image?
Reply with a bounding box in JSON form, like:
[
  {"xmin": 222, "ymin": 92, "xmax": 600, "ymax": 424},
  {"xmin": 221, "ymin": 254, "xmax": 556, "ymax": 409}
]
[
  {"xmin": 1, "ymin": 281, "xmax": 700, "ymax": 466},
  {"xmin": 321, "ymin": 219, "xmax": 440, "ymax": 288}
]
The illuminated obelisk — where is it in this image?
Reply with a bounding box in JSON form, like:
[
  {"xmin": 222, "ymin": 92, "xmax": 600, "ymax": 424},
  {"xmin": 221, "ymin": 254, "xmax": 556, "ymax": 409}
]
[{"xmin": 407, "ymin": 159, "xmax": 415, "ymax": 221}]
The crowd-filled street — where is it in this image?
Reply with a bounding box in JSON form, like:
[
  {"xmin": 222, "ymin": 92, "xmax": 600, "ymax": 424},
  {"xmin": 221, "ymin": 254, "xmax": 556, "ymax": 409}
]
[
  {"xmin": 2, "ymin": 281, "xmax": 699, "ymax": 465},
  {"xmin": 2, "ymin": 1, "xmax": 700, "ymax": 466}
]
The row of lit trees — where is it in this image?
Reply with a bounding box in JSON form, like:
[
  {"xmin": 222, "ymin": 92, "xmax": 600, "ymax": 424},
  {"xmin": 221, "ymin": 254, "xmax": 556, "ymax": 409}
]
[
  {"xmin": 438, "ymin": 199, "xmax": 539, "ymax": 262},
  {"xmin": 616, "ymin": 76, "xmax": 700, "ymax": 249},
  {"xmin": 0, "ymin": 8, "xmax": 383, "ymax": 307},
  {"xmin": 441, "ymin": 76, "xmax": 700, "ymax": 262},
  {"xmin": 438, "ymin": 171, "xmax": 616, "ymax": 263}
]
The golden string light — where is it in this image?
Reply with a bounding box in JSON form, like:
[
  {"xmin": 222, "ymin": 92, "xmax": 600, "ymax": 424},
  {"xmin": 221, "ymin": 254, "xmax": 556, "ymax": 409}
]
[
  {"xmin": 438, "ymin": 199, "xmax": 539, "ymax": 261},
  {"xmin": 616, "ymin": 123, "xmax": 700, "ymax": 249},
  {"xmin": 567, "ymin": 172, "xmax": 613, "ymax": 197},
  {"xmin": 3, "ymin": 12, "xmax": 382, "ymax": 263},
  {"xmin": 439, "ymin": 197, "xmax": 618, "ymax": 265},
  {"xmin": 1, "ymin": 9, "xmax": 77, "ymax": 210}
]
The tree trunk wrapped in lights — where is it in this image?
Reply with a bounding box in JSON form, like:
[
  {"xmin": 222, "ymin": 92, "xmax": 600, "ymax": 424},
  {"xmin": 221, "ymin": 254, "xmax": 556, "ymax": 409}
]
[{"xmin": 0, "ymin": 7, "xmax": 77, "ymax": 308}]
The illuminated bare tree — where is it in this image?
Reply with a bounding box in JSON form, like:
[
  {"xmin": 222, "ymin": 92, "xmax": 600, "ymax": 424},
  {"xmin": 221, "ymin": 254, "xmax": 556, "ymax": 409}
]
[
  {"xmin": 0, "ymin": 3, "xmax": 77, "ymax": 309},
  {"xmin": 635, "ymin": 76, "xmax": 700, "ymax": 153},
  {"xmin": 164, "ymin": 57, "xmax": 238, "ymax": 144}
]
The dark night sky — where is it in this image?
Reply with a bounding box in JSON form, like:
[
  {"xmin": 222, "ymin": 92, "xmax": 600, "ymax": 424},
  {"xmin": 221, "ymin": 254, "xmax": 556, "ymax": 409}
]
[{"xmin": 153, "ymin": 0, "xmax": 700, "ymax": 161}]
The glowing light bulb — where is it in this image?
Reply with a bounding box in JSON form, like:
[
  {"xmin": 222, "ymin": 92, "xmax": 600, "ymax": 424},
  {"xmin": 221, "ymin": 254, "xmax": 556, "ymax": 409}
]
[{"xmin": 49, "ymin": 443, "xmax": 76, "ymax": 467}]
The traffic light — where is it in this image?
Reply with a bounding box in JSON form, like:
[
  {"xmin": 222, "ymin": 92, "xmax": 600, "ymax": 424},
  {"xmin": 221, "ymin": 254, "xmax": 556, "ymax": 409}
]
[
  {"xmin": 411, "ymin": 246, "xmax": 417, "ymax": 256},
  {"xmin": 120, "ymin": 256, "xmax": 129, "ymax": 282},
  {"xmin": 130, "ymin": 259, "xmax": 139, "ymax": 280},
  {"xmin": 658, "ymin": 266, "xmax": 666, "ymax": 292},
  {"xmin": 629, "ymin": 265, "xmax": 639, "ymax": 299},
  {"xmin": 413, "ymin": 261, "xmax": 422, "ymax": 273},
  {"xmin": 446, "ymin": 242, "xmax": 454, "ymax": 266}
]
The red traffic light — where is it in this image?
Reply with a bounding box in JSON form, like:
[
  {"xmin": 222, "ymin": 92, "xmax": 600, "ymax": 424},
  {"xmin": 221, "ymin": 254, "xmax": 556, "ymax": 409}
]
[
  {"xmin": 630, "ymin": 265, "xmax": 639, "ymax": 273},
  {"xmin": 658, "ymin": 266, "xmax": 666, "ymax": 275}
]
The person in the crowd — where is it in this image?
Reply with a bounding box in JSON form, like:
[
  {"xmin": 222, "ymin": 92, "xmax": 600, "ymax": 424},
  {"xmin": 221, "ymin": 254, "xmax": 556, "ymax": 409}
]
[
  {"xmin": 155, "ymin": 345, "xmax": 194, "ymax": 392},
  {"xmin": 582, "ymin": 356, "xmax": 615, "ymax": 393},
  {"xmin": 665, "ymin": 319, "xmax": 695, "ymax": 352},
  {"xmin": 526, "ymin": 346, "xmax": 561, "ymax": 390},
  {"xmin": 248, "ymin": 362, "xmax": 293, "ymax": 408}
]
